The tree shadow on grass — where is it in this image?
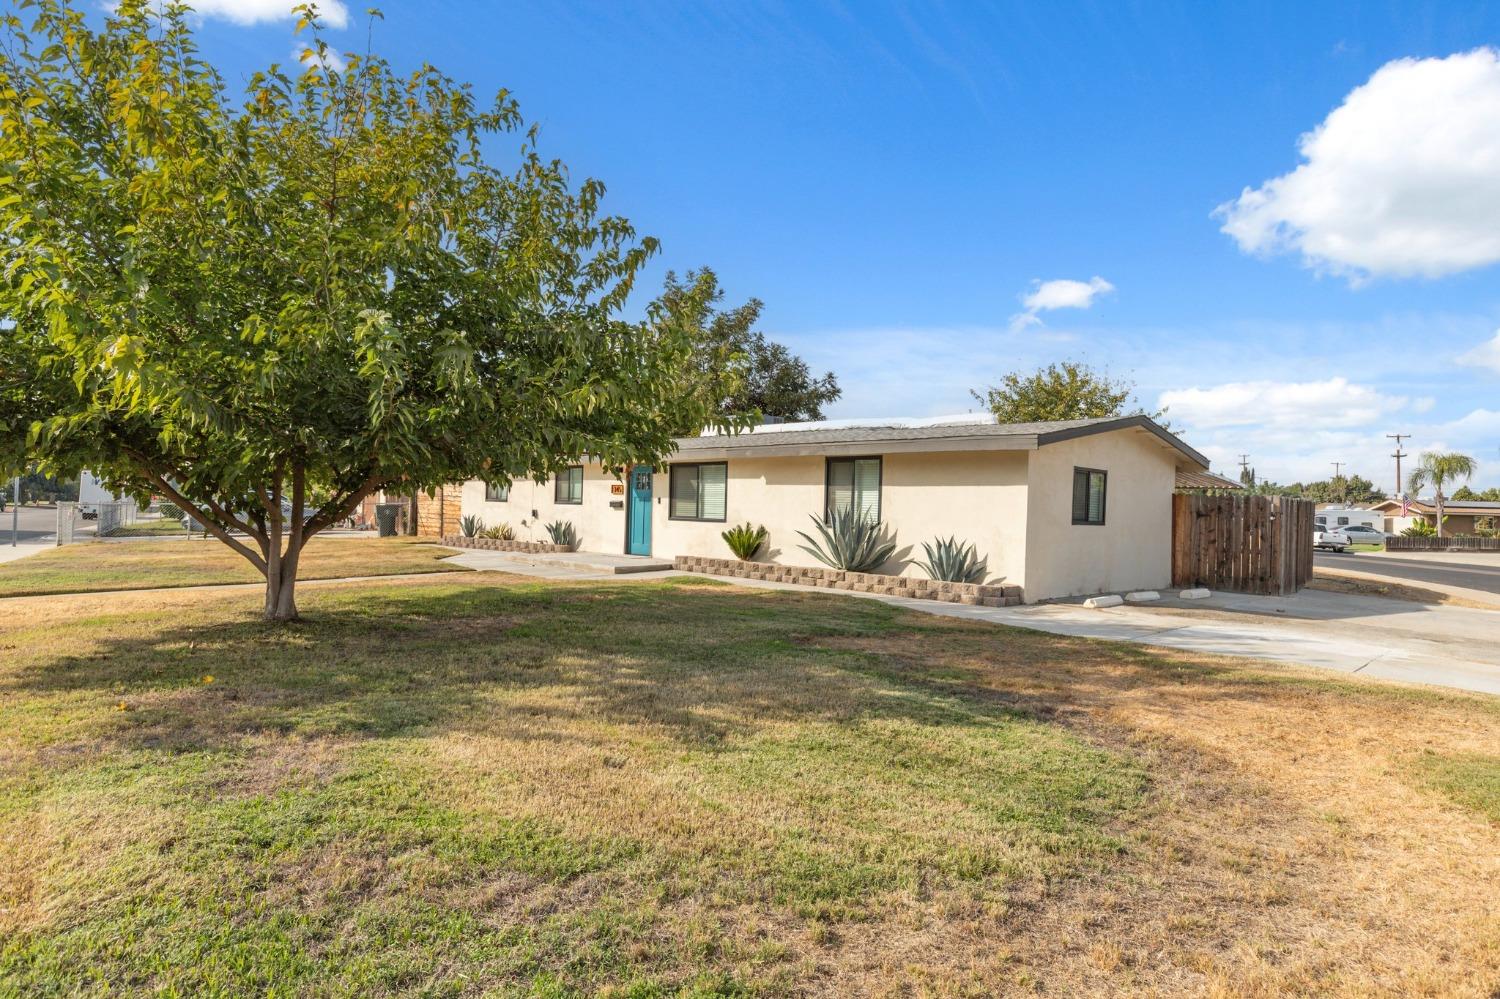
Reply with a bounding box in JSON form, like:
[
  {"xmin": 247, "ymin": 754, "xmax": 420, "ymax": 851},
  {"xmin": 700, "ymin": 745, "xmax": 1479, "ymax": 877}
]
[{"xmin": 7, "ymin": 573, "xmax": 1406, "ymax": 762}]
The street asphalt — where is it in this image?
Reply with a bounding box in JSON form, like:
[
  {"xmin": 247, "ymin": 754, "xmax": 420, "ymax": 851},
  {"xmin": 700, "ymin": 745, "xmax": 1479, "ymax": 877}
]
[{"xmin": 1315, "ymin": 548, "xmax": 1500, "ymax": 596}]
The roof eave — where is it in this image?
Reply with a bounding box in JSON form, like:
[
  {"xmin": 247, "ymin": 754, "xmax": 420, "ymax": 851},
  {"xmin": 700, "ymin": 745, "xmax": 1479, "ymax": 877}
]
[
  {"xmin": 1036, "ymin": 415, "xmax": 1210, "ymax": 470},
  {"xmin": 670, "ymin": 434, "xmax": 1041, "ymax": 461}
]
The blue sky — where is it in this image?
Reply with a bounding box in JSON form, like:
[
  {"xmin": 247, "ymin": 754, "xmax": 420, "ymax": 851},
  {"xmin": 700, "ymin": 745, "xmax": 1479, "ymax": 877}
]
[{"xmin": 178, "ymin": 2, "xmax": 1500, "ymax": 487}]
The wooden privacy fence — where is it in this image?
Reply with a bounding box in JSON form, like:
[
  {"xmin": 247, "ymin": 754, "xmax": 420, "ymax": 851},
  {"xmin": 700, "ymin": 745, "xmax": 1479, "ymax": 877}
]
[
  {"xmin": 1387, "ymin": 536, "xmax": 1500, "ymax": 552},
  {"xmin": 1172, "ymin": 494, "xmax": 1315, "ymax": 596}
]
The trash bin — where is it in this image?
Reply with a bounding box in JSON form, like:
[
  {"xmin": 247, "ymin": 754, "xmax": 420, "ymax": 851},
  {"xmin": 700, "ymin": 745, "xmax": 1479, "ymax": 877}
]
[{"xmin": 375, "ymin": 503, "xmax": 402, "ymax": 537}]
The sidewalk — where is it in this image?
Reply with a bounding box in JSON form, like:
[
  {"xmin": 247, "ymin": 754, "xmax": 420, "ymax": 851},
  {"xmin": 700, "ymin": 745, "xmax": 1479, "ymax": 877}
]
[{"xmin": 0, "ymin": 543, "xmax": 50, "ymax": 565}]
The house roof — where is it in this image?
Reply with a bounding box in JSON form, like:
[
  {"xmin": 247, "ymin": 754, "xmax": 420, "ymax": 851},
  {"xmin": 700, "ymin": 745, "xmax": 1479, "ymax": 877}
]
[
  {"xmin": 1369, "ymin": 498, "xmax": 1500, "ymax": 515},
  {"xmin": 673, "ymin": 414, "xmax": 1210, "ymax": 468},
  {"xmin": 1174, "ymin": 469, "xmax": 1244, "ymax": 491}
]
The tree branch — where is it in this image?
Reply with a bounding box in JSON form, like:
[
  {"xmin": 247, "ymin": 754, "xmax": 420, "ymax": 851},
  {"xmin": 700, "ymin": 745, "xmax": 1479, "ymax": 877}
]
[
  {"xmin": 302, "ymin": 472, "xmax": 384, "ymax": 543},
  {"xmin": 134, "ymin": 467, "xmax": 268, "ymax": 574}
]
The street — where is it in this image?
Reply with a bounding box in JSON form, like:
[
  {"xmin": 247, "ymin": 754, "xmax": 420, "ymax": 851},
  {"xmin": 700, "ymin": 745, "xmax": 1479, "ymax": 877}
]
[
  {"xmin": 1315, "ymin": 549, "xmax": 1500, "ymax": 597},
  {"xmin": 0, "ymin": 503, "xmax": 68, "ymax": 545}
]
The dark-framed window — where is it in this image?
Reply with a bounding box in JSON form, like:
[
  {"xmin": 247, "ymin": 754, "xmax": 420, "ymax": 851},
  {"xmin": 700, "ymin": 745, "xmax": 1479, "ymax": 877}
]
[
  {"xmin": 1072, "ymin": 467, "xmax": 1107, "ymax": 525},
  {"xmin": 669, "ymin": 462, "xmax": 727, "ymax": 521},
  {"xmin": 554, "ymin": 466, "xmax": 583, "ymax": 505},
  {"xmin": 825, "ymin": 456, "xmax": 881, "ymax": 522},
  {"xmin": 484, "ymin": 482, "xmax": 509, "ymax": 502}
]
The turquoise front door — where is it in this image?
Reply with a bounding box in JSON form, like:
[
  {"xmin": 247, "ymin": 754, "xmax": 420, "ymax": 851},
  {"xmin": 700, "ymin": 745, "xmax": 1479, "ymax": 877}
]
[{"xmin": 627, "ymin": 465, "xmax": 652, "ymax": 555}]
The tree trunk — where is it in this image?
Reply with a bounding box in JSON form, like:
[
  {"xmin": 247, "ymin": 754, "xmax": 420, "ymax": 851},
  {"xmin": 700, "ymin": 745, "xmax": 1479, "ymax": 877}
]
[
  {"xmin": 1436, "ymin": 494, "xmax": 1445, "ymax": 539},
  {"xmin": 263, "ymin": 543, "xmax": 302, "ymax": 621}
]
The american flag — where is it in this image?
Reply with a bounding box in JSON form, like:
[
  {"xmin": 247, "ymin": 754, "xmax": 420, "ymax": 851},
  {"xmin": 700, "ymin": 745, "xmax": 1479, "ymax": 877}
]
[{"xmin": 1400, "ymin": 493, "xmax": 1411, "ymax": 516}]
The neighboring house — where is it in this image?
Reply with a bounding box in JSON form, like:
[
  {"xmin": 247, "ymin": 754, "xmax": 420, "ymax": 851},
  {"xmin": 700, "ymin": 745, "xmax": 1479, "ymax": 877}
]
[
  {"xmin": 1314, "ymin": 506, "xmax": 1386, "ymax": 531},
  {"xmin": 458, "ymin": 413, "xmax": 1215, "ymax": 602},
  {"xmin": 1368, "ymin": 498, "xmax": 1500, "ymax": 535}
]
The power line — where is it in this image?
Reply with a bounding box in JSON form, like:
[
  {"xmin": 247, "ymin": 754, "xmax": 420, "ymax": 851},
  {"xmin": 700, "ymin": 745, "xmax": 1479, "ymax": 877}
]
[{"xmin": 1386, "ymin": 432, "xmax": 1410, "ymax": 498}]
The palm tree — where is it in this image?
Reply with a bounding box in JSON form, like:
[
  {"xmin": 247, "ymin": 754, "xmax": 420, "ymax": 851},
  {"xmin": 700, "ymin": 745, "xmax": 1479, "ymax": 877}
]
[{"xmin": 1407, "ymin": 452, "xmax": 1477, "ymax": 538}]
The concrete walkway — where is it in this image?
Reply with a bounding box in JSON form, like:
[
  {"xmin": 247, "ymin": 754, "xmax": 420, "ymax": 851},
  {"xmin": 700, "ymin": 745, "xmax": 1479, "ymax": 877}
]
[
  {"xmin": 0, "ymin": 543, "xmax": 50, "ymax": 565},
  {"xmin": 438, "ymin": 549, "xmax": 1500, "ymax": 697}
]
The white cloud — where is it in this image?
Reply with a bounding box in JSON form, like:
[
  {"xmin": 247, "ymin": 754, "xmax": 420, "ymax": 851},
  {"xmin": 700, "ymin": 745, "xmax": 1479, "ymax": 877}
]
[
  {"xmin": 1217, "ymin": 48, "xmax": 1500, "ymax": 281},
  {"xmin": 1009, "ymin": 276, "xmax": 1113, "ymax": 332},
  {"xmin": 192, "ymin": 0, "xmax": 349, "ymax": 29},
  {"xmin": 295, "ymin": 43, "xmax": 346, "ymax": 73},
  {"xmin": 1159, "ymin": 378, "xmax": 1410, "ymax": 430},
  {"xmin": 1459, "ymin": 328, "xmax": 1500, "ymax": 375}
]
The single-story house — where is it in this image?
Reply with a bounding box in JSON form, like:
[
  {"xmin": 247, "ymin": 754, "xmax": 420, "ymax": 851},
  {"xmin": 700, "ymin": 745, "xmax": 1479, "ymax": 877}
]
[
  {"xmin": 1368, "ymin": 498, "xmax": 1500, "ymax": 535},
  {"xmin": 457, "ymin": 413, "xmax": 1215, "ymax": 602}
]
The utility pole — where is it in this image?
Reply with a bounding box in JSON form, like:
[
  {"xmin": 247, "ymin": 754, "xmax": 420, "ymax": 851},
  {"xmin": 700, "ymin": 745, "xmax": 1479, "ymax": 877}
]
[
  {"xmin": 1236, "ymin": 454, "xmax": 1253, "ymax": 488},
  {"xmin": 1386, "ymin": 433, "xmax": 1409, "ymax": 498},
  {"xmin": 1330, "ymin": 462, "xmax": 1346, "ymax": 505}
]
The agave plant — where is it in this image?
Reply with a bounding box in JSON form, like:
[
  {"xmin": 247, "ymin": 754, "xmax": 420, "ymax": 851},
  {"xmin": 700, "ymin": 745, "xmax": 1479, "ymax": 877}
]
[
  {"xmin": 721, "ymin": 522, "xmax": 769, "ymax": 561},
  {"xmin": 458, "ymin": 514, "xmax": 483, "ymax": 538},
  {"xmin": 481, "ymin": 522, "xmax": 516, "ymax": 541},
  {"xmin": 546, "ymin": 519, "xmax": 578, "ymax": 550},
  {"xmin": 796, "ymin": 508, "xmax": 897, "ymax": 573},
  {"xmin": 914, "ymin": 536, "xmax": 987, "ymax": 583}
]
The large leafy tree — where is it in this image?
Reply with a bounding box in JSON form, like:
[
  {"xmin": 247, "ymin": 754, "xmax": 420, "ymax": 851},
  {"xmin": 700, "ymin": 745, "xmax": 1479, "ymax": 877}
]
[
  {"xmin": 1408, "ymin": 452, "xmax": 1477, "ymax": 538},
  {"xmin": 0, "ymin": 1, "xmax": 733, "ymax": 619},
  {"xmin": 660, "ymin": 268, "xmax": 840, "ymax": 429},
  {"xmin": 971, "ymin": 360, "xmax": 1160, "ymax": 424}
]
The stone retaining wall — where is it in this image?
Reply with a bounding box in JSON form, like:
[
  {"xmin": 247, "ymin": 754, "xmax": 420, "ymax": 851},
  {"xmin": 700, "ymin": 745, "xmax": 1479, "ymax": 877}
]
[
  {"xmin": 674, "ymin": 555, "xmax": 1022, "ymax": 606},
  {"xmin": 442, "ymin": 535, "xmax": 571, "ymax": 554}
]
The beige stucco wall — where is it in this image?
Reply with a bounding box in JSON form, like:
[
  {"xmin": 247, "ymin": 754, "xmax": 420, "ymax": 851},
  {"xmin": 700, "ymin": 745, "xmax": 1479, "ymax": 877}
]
[
  {"xmin": 455, "ymin": 429, "xmax": 1180, "ymax": 602},
  {"xmin": 461, "ymin": 463, "xmax": 631, "ymax": 554},
  {"xmin": 1021, "ymin": 427, "xmax": 1178, "ymax": 600},
  {"xmin": 651, "ymin": 451, "xmax": 1029, "ymax": 585}
]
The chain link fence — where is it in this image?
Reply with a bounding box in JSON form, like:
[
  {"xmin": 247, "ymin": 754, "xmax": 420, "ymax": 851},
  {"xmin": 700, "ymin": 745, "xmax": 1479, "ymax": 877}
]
[
  {"xmin": 55, "ymin": 501, "xmax": 79, "ymax": 545},
  {"xmin": 94, "ymin": 499, "xmax": 139, "ymax": 537},
  {"xmin": 54, "ymin": 499, "xmax": 142, "ymax": 545}
]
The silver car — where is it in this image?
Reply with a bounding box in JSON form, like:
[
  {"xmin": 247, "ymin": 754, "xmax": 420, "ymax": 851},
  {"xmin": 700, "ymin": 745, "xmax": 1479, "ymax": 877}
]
[
  {"xmin": 1313, "ymin": 527, "xmax": 1352, "ymax": 552},
  {"xmin": 1339, "ymin": 524, "xmax": 1388, "ymax": 546}
]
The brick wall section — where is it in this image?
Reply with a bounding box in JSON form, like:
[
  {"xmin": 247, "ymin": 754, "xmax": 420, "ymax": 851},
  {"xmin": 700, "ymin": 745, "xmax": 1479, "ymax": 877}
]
[
  {"xmin": 442, "ymin": 535, "xmax": 572, "ymax": 554},
  {"xmin": 674, "ymin": 556, "xmax": 1023, "ymax": 607}
]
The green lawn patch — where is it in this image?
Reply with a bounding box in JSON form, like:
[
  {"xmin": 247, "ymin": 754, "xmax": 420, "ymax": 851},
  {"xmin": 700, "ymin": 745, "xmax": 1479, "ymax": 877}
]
[
  {"xmin": 0, "ymin": 576, "xmax": 1141, "ymax": 995},
  {"xmin": 0, "ymin": 536, "xmax": 468, "ymax": 598},
  {"xmin": 1412, "ymin": 751, "xmax": 1500, "ymax": 824},
  {"xmin": 3, "ymin": 574, "xmax": 1497, "ymax": 995},
  {"xmin": 100, "ymin": 518, "xmax": 189, "ymax": 538}
]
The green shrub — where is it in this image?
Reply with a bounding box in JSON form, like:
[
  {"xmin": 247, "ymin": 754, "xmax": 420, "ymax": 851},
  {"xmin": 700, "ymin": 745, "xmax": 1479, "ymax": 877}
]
[
  {"xmin": 546, "ymin": 520, "xmax": 578, "ymax": 550},
  {"xmin": 481, "ymin": 523, "xmax": 515, "ymax": 541},
  {"xmin": 796, "ymin": 508, "xmax": 897, "ymax": 573},
  {"xmin": 914, "ymin": 536, "xmax": 987, "ymax": 583},
  {"xmin": 458, "ymin": 514, "xmax": 483, "ymax": 538},
  {"xmin": 721, "ymin": 523, "xmax": 768, "ymax": 560},
  {"xmin": 1401, "ymin": 519, "xmax": 1437, "ymax": 537}
]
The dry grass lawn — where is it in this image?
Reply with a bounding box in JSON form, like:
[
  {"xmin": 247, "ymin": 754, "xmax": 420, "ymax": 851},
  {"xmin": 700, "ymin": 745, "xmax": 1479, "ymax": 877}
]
[
  {"xmin": 1, "ymin": 573, "xmax": 1496, "ymax": 996},
  {"xmin": 0, "ymin": 535, "xmax": 468, "ymax": 598}
]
